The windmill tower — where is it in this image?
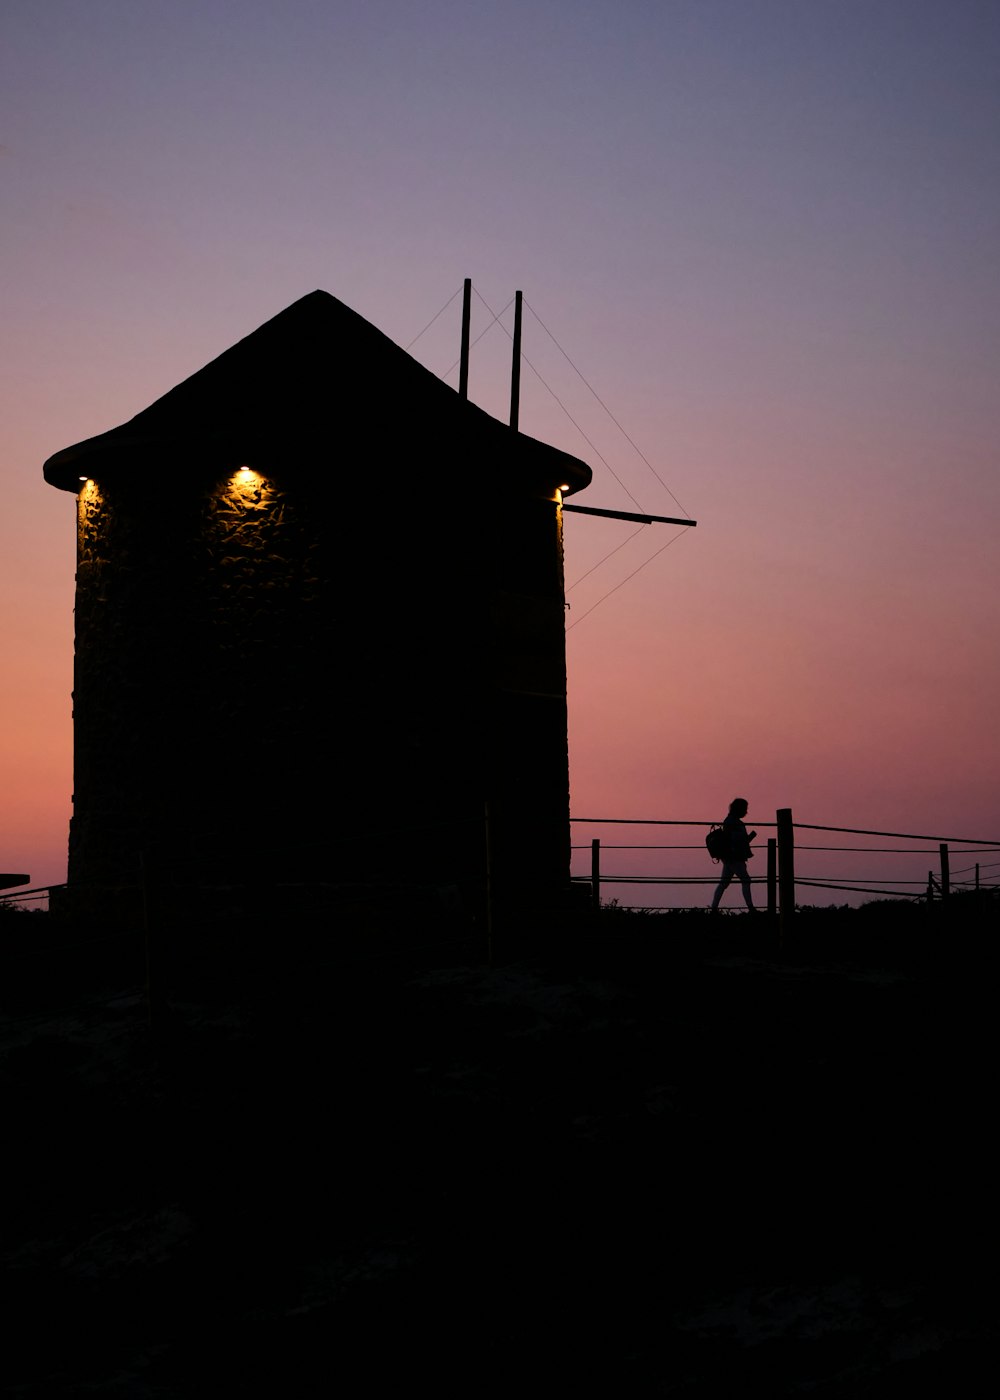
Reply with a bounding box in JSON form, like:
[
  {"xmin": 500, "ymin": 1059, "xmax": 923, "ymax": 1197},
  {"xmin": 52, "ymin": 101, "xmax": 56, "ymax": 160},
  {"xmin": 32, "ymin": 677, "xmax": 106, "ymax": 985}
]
[{"xmin": 43, "ymin": 290, "xmax": 592, "ymax": 924}]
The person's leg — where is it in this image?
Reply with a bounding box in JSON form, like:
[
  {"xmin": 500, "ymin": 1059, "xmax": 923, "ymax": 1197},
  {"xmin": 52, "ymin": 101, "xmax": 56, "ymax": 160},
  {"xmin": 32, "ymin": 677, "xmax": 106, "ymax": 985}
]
[
  {"xmin": 736, "ymin": 861, "xmax": 755, "ymax": 910},
  {"xmin": 711, "ymin": 863, "xmax": 734, "ymax": 911}
]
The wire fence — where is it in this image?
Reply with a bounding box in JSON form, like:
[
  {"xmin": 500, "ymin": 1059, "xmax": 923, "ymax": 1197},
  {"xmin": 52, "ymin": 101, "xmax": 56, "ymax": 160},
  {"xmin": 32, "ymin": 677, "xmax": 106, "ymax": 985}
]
[
  {"xmin": 7, "ymin": 809, "xmax": 1000, "ymax": 916},
  {"xmin": 569, "ymin": 813, "xmax": 1000, "ymax": 912},
  {"xmin": 4, "ymin": 807, "xmax": 998, "ymax": 1031},
  {"xmin": 7, "ymin": 809, "xmax": 999, "ymax": 927}
]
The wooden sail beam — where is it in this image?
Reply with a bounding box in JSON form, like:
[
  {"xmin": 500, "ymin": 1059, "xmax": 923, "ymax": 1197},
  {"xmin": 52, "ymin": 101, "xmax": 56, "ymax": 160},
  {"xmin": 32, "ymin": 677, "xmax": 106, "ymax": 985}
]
[{"xmin": 561, "ymin": 503, "xmax": 697, "ymax": 527}]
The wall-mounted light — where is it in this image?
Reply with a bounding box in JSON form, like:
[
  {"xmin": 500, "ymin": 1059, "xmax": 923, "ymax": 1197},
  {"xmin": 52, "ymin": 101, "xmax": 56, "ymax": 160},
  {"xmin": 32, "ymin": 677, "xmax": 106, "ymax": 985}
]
[
  {"xmin": 228, "ymin": 465, "xmax": 263, "ymax": 494},
  {"xmin": 233, "ymin": 465, "xmax": 262, "ymax": 486}
]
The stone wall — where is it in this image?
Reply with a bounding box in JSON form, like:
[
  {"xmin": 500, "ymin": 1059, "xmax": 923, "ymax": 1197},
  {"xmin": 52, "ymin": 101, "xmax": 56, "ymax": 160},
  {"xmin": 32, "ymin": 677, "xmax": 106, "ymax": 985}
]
[{"xmin": 70, "ymin": 457, "xmax": 572, "ymax": 912}]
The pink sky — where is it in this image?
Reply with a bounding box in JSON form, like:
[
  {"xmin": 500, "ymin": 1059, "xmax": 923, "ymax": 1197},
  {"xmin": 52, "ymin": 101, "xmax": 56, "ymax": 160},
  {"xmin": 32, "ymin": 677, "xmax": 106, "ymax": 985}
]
[{"xmin": 3, "ymin": 0, "xmax": 999, "ymax": 905}]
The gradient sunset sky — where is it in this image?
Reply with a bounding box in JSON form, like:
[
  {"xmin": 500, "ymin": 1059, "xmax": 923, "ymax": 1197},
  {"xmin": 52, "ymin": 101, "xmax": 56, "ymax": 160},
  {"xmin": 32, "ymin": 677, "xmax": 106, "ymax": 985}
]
[{"xmin": 3, "ymin": 0, "xmax": 998, "ymax": 903}]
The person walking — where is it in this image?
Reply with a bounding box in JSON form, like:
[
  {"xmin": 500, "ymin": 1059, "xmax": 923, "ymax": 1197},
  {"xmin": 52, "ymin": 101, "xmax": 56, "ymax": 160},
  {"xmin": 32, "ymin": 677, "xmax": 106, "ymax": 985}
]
[{"xmin": 710, "ymin": 797, "xmax": 757, "ymax": 913}]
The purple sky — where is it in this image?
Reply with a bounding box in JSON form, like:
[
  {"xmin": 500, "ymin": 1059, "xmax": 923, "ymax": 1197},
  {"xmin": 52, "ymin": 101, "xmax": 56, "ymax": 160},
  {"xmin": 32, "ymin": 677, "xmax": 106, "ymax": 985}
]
[{"xmin": 3, "ymin": 0, "xmax": 999, "ymax": 904}]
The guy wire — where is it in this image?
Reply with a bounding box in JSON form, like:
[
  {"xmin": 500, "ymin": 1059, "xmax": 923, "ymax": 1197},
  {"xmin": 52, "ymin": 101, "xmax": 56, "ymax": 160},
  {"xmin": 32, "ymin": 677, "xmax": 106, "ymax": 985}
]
[
  {"xmin": 567, "ymin": 523, "xmax": 648, "ymax": 591},
  {"xmin": 442, "ymin": 294, "xmax": 515, "ymax": 379},
  {"xmin": 405, "ymin": 285, "xmax": 464, "ymax": 351},
  {"xmin": 524, "ymin": 297, "xmax": 692, "ymax": 520},
  {"xmin": 470, "ymin": 288, "xmax": 646, "ymax": 513},
  {"xmin": 567, "ymin": 527, "xmax": 690, "ymax": 630}
]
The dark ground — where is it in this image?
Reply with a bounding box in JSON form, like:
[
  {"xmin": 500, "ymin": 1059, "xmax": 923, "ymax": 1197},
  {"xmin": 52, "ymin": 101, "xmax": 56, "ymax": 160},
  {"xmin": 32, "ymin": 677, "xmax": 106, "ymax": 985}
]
[{"xmin": 1, "ymin": 898, "xmax": 996, "ymax": 1394}]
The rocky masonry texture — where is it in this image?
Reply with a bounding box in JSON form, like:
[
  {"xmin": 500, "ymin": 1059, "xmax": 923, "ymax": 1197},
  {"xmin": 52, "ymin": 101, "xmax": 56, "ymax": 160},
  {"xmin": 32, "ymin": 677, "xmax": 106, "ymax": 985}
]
[{"xmin": 48, "ymin": 291, "xmax": 592, "ymax": 913}]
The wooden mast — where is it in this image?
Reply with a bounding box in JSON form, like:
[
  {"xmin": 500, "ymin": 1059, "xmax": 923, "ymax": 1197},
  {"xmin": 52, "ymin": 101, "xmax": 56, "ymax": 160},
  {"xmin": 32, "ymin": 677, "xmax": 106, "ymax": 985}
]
[
  {"xmin": 509, "ymin": 289, "xmax": 523, "ymax": 430},
  {"xmin": 459, "ymin": 277, "xmax": 472, "ymax": 400}
]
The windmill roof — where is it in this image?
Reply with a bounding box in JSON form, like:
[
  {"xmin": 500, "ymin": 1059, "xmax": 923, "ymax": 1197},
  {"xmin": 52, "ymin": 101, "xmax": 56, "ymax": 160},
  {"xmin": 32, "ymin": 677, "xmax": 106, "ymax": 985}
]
[{"xmin": 43, "ymin": 290, "xmax": 592, "ymax": 495}]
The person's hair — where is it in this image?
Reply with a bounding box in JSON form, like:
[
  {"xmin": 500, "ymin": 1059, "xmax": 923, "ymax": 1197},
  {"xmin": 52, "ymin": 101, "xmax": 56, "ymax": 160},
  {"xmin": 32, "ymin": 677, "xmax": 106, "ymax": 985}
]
[{"xmin": 729, "ymin": 797, "xmax": 749, "ymax": 817}]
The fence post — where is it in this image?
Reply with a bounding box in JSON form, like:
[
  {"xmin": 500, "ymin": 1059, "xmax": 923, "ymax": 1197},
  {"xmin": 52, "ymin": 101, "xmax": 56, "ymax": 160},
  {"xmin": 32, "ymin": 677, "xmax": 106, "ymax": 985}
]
[
  {"xmin": 777, "ymin": 808, "xmax": 795, "ymax": 942},
  {"xmin": 939, "ymin": 843, "xmax": 950, "ymax": 900},
  {"xmin": 976, "ymin": 862, "xmax": 980, "ymax": 895},
  {"xmin": 591, "ymin": 838, "xmax": 601, "ymax": 912},
  {"xmin": 767, "ymin": 838, "xmax": 777, "ymax": 918}
]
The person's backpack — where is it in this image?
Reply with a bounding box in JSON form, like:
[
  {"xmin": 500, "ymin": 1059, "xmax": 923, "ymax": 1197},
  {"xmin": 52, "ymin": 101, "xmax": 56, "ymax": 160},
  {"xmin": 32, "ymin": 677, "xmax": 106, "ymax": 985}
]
[{"xmin": 706, "ymin": 824, "xmax": 728, "ymax": 863}]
